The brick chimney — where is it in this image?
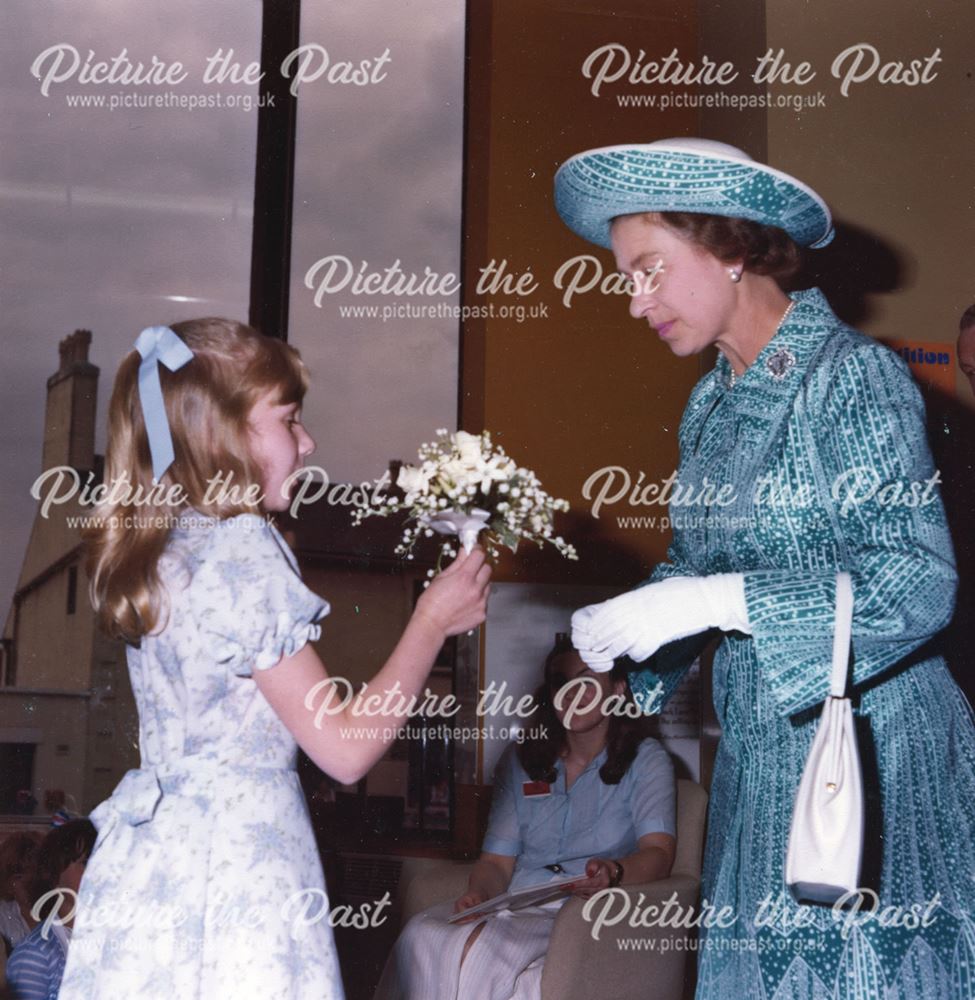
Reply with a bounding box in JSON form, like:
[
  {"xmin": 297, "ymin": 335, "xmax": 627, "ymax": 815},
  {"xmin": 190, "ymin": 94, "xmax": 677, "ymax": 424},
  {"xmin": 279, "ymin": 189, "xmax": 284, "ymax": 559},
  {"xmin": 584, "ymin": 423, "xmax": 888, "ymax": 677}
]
[{"xmin": 41, "ymin": 329, "xmax": 99, "ymax": 474}]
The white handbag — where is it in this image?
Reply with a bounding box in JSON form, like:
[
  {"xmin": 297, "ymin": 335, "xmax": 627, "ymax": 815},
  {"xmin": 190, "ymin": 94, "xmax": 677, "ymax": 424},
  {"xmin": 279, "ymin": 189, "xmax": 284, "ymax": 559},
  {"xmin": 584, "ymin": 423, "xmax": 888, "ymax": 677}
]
[{"xmin": 785, "ymin": 572, "xmax": 864, "ymax": 905}]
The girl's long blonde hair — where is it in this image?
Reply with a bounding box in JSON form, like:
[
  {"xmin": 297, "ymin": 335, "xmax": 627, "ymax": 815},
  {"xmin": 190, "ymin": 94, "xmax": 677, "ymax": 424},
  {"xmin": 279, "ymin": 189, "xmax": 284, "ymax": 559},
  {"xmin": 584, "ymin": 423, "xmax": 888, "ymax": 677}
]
[{"xmin": 85, "ymin": 317, "xmax": 309, "ymax": 643}]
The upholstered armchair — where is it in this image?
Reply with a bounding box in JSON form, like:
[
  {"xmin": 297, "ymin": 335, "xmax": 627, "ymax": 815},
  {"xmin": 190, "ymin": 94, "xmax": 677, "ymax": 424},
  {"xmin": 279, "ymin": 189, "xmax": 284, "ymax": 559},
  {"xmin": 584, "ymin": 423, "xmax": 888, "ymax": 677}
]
[{"xmin": 398, "ymin": 778, "xmax": 708, "ymax": 1000}]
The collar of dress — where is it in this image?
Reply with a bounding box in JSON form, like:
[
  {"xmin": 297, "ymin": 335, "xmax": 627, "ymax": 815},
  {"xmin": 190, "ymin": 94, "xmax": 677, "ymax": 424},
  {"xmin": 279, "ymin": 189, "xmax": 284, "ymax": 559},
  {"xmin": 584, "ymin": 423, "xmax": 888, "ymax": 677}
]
[
  {"xmin": 557, "ymin": 746, "xmax": 609, "ymax": 785},
  {"xmin": 171, "ymin": 509, "xmax": 302, "ymax": 577},
  {"xmin": 712, "ymin": 286, "xmax": 840, "ymax": 400}
]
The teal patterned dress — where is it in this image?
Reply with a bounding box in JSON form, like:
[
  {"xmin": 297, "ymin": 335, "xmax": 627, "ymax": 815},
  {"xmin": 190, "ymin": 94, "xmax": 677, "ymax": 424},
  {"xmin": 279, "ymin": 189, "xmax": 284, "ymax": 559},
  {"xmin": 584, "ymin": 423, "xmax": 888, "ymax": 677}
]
[{"xmin": 629, "ymin": 288, "xmax": 975, "ymax": 999}]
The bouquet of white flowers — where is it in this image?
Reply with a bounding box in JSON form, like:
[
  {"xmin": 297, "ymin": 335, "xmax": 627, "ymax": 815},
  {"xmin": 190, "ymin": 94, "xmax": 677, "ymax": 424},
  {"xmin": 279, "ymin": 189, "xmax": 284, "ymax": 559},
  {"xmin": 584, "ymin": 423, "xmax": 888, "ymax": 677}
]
[{"xmin": 352, "ymin": 429, "xmax": 578, "ymax": 567}]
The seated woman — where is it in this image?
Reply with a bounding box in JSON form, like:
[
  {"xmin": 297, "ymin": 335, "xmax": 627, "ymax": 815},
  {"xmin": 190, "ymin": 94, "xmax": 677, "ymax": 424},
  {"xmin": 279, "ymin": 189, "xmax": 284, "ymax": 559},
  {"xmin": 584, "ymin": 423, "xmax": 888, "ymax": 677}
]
[
  {"xmin": 5, "ymin": 819, "xmax": 96, "ymax": 1000},
  {"xmin": 375, "ymin": 637, "xmax": 677, "ymax": 1000}
]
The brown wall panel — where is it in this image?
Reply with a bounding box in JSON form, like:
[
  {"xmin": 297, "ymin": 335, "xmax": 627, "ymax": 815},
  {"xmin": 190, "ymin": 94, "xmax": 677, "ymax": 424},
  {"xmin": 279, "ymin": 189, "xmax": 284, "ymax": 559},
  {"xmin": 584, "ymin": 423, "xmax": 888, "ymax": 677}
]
[{"xmin": 461, "ymin": 0, "xmax": 705, "ymax": 585}]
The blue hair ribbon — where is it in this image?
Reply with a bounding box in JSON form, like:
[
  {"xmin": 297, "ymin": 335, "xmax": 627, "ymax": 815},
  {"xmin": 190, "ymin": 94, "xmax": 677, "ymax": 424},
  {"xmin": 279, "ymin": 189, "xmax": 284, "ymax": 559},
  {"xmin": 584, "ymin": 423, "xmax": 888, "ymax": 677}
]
[{"xmin": 134, "ymin": 326, "xmax": 194, "ymax": 481}]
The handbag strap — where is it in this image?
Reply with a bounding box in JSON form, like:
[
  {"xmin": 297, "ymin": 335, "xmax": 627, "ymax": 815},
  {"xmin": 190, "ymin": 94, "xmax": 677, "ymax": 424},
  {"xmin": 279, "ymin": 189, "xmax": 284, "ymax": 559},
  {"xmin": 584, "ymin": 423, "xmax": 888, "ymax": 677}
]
[
  {"xmin": 790, "ymin": 328, "xmax": 857, "ymax": 700},
  {"xmin": 830, "ymin": 572, "xmax": 854, "ymax": 698}
]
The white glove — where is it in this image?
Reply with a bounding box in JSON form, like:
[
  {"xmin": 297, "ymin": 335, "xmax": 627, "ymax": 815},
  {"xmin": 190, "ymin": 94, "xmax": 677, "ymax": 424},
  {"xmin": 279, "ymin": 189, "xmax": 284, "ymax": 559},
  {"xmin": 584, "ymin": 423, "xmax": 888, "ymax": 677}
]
[{"xmin": 571, "ymin": 574, "xmax": 751, "ymax": 672}]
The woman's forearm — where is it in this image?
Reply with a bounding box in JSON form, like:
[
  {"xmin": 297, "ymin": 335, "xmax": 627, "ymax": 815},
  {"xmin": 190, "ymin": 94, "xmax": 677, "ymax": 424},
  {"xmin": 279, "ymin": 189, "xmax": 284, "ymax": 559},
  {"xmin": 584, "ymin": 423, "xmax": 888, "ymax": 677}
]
[
  {"xmin": 466, "ymin": 858, "xmax": 512, "ymax": 900},
  {"xmin": 617, "ymin": 845, "xmax": 673, "ymax": 885}
]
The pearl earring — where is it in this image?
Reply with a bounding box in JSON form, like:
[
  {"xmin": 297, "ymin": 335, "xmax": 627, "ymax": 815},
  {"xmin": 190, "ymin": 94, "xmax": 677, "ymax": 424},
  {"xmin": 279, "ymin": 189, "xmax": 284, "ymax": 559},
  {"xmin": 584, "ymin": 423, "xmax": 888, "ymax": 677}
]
[{"xmin": 729, "ymin": 269, "xmax": 742, "ymax": 283}]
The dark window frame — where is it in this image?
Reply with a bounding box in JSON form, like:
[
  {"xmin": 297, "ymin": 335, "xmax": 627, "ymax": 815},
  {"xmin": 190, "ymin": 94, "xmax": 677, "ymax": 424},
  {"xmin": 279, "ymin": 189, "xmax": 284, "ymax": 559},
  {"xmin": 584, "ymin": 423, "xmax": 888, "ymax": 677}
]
[{"xmin": 249, "ymin": 0, "xmax": 302, "ymax": 342}]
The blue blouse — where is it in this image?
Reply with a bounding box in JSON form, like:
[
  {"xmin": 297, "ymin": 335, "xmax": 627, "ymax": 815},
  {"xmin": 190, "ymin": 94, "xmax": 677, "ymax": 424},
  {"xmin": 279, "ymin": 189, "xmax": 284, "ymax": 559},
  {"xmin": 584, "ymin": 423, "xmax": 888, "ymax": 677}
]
[
  {"xmin": 5, "ymin": 923, "xmax": 67, "ymax": 1000},
  {"xmin": 481, "ymin": 738, "xmax": 675, "ymax": 892}
]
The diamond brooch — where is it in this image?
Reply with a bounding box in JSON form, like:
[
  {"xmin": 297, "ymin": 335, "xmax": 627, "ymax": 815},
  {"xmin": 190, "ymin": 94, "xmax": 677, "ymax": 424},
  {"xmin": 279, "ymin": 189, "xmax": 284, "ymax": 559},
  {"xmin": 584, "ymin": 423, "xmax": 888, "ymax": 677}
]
[{"xmin": 765, "ymin": 348, "xmax": 797, "ymax": 381}]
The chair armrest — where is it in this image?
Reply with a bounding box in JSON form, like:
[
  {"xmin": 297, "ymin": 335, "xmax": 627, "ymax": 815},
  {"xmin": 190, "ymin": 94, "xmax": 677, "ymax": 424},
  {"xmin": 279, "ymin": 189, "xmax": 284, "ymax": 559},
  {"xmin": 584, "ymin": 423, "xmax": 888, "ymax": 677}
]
[
  {"xmin": 400, "ymin": 861, "xmax": 476, "ymax": 925},
  {"xmin": 540, "ymin": 874, "xmax": 701, "ymax": 1000}
]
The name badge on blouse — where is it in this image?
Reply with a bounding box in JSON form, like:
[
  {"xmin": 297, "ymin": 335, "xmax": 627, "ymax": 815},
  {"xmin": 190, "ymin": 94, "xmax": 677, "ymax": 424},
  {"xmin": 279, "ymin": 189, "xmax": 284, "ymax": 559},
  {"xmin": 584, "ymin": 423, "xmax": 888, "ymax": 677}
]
[{"xmin": 522, "ymin": 780, "xmax": 552, "ymax": 798}]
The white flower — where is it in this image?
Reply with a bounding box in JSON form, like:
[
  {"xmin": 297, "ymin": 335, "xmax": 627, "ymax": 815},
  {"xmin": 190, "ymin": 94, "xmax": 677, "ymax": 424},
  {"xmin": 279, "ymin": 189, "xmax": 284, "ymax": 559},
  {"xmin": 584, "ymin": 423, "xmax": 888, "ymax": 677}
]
[
  {"xmin": 439, "ymin": 456, "xmax": 469, "ymax": 484},
  {"xmin": 474, "ymin": 455, "xmax": 515, "ymax": 493},
  {"xmin": 453, "ymin": 430, "xmax": 483, "ymax": 464},
  {"xmin": 398, "ymin": 464, "xmax": 430, "ymax": 495}
]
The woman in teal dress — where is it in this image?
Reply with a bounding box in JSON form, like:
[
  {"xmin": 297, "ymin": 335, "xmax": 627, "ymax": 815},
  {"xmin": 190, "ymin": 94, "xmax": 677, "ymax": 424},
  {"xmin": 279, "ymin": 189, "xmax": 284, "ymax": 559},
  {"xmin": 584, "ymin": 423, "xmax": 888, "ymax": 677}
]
[{"xmin": 554, "ymin": 138, "xmax": 975, "ymax": 999}]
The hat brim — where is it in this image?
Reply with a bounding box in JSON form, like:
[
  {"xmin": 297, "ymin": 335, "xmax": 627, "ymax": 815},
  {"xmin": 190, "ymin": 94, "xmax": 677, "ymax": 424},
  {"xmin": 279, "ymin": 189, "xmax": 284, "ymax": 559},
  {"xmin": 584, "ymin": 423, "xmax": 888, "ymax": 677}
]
[{"xmin": 554, "ymin": 142, "xmax": 834, "ymax": 251}]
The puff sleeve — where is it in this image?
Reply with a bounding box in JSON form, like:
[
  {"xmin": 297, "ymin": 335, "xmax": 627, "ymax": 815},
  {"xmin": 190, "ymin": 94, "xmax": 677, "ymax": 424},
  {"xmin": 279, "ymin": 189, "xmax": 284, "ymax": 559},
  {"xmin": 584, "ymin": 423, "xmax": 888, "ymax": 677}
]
[{"xmin": 193, "ymin": 515, "xmax": 330, "ymax": 677}]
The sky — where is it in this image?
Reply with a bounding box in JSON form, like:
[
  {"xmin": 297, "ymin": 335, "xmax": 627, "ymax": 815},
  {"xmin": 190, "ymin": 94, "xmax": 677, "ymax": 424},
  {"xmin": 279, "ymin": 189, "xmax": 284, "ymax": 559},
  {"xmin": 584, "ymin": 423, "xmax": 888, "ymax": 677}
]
[{"xmin": 0, "ymin": 0, "xmax": 464, "ymax": 618}]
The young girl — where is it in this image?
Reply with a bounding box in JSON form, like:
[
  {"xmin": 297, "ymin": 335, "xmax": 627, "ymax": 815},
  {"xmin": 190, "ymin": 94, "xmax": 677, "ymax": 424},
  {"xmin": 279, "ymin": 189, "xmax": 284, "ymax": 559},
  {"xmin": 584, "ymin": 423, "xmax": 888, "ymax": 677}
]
[{"xmin": 57, "ymin": 318, "xmax": 490, "ymax": 1000}]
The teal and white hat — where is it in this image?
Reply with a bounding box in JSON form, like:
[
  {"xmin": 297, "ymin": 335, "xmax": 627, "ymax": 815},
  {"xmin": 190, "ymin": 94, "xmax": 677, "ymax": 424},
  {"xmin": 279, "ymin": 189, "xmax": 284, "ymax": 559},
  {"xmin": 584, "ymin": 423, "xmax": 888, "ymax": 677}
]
[{"xmin": 554, "ymin": 137, "xmax": 834, "ymax": 250}]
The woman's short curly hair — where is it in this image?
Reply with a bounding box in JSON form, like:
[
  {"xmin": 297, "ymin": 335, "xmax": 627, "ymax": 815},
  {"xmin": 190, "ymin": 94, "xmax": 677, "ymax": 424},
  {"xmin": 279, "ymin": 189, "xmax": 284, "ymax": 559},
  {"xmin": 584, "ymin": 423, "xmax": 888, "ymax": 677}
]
[{"xmin": 650, "ymin": 211, "xmax": 803, "ymax": 283}]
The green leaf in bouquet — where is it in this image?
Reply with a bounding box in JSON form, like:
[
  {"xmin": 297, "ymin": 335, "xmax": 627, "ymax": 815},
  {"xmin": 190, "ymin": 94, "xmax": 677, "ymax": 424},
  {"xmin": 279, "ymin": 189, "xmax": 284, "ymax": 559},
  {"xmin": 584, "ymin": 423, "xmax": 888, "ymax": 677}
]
[{"xmin": 494, "ymin": 525, "xmax": 521, "ymax": 553}]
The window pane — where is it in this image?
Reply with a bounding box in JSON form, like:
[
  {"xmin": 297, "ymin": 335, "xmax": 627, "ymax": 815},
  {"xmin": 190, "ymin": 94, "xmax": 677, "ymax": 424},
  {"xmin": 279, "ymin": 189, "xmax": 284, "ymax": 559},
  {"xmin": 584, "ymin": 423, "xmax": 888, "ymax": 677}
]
[
  {"xmin": 0, "ymin": 1, "xmax": 261, "ymax": 609},
  {"xmin": 288, "ymin": 0, "xmax": 465, "ymax": 483}
]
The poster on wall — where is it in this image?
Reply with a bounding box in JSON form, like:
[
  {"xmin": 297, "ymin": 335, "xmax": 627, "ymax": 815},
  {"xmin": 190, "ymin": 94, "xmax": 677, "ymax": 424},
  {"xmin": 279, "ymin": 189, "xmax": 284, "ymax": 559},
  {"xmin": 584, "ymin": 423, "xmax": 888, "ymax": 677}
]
[
  {"xmin": 883, "ymin": 338, "xmax": 955, "ymax": 394},
  {"xmin": 1, "ymin": 2, "xmax": 973, "ymax": 999}
]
